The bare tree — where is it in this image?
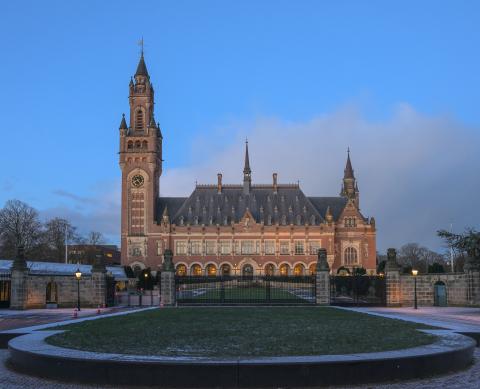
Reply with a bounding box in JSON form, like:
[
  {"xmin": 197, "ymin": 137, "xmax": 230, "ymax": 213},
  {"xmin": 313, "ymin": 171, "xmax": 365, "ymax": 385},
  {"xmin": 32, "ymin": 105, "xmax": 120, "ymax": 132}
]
[
  {"xmin": 0, "ymin": 200, "xmax": 42, "ymax": 258},
  {"xmin": 42, "ymin": 217, "xmax": 78, "ymax": 262},
  {"xmin": 86, "ymin": 231, "xmax": 105, "ymax": 246}
]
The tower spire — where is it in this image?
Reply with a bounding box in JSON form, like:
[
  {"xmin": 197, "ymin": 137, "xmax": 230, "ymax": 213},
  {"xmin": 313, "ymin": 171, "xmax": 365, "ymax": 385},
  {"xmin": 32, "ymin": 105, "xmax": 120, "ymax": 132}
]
[
  {"xmin": 243, "ymin": 139, "xmax": 251, "ymax": 194},
  {"xmin": 340, "ymin": 148, "xmax": 359, "ymax": 206}
]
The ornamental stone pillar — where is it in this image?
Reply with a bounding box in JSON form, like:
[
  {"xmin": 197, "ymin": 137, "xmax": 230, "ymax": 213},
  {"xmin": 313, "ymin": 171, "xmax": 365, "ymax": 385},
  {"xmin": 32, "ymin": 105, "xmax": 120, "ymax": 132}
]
[
  {"xmin": 316, "ymin": 248, "xmax": 330, "ymax": 305},
  {"xmin": 10, "ymin": 246, "xmax": 29, "ymax": 310},
  {"xmin": 385, "ymin": 248, "xmax": 401, "ymax": 307},
  {"xmin": 160, "ymin": 249, "xmax": 176, "ymax": 306},
  {"xmin": 91, "ymin": 254, "xmax": 107, "ymax": 308}
]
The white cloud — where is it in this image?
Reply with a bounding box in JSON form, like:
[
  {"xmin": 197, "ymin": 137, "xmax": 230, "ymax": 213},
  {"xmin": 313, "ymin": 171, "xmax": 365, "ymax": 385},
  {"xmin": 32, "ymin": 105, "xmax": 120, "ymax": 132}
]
[{"xmin": 162, "ymin": 103, "xmax": 480, "ymax": 252}]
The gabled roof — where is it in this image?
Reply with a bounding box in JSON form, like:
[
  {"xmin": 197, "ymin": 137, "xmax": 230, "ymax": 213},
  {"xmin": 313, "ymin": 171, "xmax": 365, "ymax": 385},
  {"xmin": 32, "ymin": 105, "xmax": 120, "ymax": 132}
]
[
  {"xmin": 307, "ymin": 197, "xmax": 348, "ymax": 221},
  {"xmin": 157, "ymin": 185, "xmax": 335, "ymax": 226}
]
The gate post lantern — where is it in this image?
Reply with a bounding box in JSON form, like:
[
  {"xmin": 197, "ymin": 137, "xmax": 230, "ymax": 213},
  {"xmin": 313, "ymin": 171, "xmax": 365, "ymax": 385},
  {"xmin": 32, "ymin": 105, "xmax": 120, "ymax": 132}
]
[
  {"xmin": 316, "ymin": 248, "xmax": 330, "ymax": 305},
  {"xmin": 412, "ymin": 269, "xmax": 418, "ymax": 309},
  {"xmin": 75, "ymin": 268, "xmax": 82, "ymax": 311},
  {"xmin": 160, "ymin": 249, "xmax": 176, "ymax": 306}
]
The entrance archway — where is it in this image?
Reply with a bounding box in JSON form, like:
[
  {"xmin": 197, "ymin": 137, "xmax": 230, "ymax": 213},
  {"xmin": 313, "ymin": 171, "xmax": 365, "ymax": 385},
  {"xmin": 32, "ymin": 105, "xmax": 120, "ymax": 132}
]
[
  {"xmin": 220, "ymin": 264, "xmax": 231, "ymax": 276},
  {"xmin": 434, "ymin": 281, "xmax": 447, "ymax": 306},
  {"xmin": 242, "ymin": 264, "xmax": 253, "ymax": 277}
]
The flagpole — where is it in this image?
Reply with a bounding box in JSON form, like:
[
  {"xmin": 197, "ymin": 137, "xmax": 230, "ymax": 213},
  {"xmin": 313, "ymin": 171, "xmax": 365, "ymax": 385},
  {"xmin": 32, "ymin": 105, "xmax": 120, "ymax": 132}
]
[{"xmin": 65, "ymin": 224, "xmax": 68, "ymax": 264}]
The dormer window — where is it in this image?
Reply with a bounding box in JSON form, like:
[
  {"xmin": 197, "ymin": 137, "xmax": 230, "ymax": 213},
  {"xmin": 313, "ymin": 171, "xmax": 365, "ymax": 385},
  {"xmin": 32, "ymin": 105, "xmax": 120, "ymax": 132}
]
[{"xmin": 135, "ymin": 109, "xmax": 144, "ymax": 129}]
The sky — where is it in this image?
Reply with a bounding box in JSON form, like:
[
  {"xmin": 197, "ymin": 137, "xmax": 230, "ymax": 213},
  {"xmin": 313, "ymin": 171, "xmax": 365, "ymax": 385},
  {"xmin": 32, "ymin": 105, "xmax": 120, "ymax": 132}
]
[{"xmin": 0, "ymin": 0, "xmax": 479, "ymax": 252}]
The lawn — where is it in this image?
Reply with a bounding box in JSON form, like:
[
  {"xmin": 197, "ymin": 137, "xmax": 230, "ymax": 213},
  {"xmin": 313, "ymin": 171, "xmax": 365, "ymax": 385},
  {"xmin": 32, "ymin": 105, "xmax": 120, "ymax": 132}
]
[{"xmin": 46, "ymin": 307, "xmax": 437, "ymax": 358}]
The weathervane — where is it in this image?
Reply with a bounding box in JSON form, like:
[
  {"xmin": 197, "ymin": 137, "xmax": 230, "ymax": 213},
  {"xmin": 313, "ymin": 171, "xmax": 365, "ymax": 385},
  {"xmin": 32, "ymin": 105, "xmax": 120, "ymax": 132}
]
[{"xmin": 138, "ymin": 37, "xmax": 144, "ymax": 55}]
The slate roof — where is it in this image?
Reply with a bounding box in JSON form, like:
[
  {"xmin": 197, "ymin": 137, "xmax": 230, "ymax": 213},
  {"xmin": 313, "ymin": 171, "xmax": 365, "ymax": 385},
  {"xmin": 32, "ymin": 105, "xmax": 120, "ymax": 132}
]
[
  {"xmin": 157, "ymin": 186, "xmax": 350, "ymax": 226},
  {"xmin": 0, "ymin": 260, "xmax": 131, "ymax": 280},
  {"xmin": 135, "ymin": 53, "xmax": 149, "ymax": 77}
]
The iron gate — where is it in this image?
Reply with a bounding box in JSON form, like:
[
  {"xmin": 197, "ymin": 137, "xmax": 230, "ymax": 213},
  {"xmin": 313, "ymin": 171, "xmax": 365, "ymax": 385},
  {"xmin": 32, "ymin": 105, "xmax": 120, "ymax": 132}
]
[
  {"xmin": 0, "ymin": 272, "xmax": 11, "ymax": 308},
  {"xmin": 176, "ymin": 275, "xmax": 316, "ymax": 305},
  {"xmin": 330, "ymin": 275, "xmax": 386, "ymax": 306}
]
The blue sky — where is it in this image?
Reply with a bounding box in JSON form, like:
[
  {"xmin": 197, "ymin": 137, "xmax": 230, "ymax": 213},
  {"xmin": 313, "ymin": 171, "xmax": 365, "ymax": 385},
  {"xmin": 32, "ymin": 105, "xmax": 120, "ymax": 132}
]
[{"xmin": 1, "ymin": 1, "xmax": 479, "ymax": 251}]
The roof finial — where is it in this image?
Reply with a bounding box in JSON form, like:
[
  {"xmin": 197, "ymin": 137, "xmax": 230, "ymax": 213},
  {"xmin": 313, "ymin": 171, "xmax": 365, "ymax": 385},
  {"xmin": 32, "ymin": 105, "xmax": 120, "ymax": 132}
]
[
  {"xmin": 135, "ymin": 38, "xmax": 149, "ymax": 77},
  {"xmin": 138, "ymin": 37, "xmax": 144, "ymax": 56}
]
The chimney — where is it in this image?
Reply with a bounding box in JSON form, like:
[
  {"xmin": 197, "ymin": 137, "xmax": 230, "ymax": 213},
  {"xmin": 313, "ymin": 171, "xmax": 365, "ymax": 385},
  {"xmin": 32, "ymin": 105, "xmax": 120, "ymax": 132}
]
[
  {"xmin": 273, "ymin": 173, "xmax": 278, "ymax": 193},
  {"xmin": 217, "ymin": 173, "xmax": 222, "ymax": 194}
]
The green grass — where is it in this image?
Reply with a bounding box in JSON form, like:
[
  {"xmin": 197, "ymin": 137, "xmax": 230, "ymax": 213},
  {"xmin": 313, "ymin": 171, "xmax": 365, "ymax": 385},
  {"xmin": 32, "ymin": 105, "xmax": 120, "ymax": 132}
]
[{"xmin": 46, "ymin": 307, "xmax": 438, "ymax": 358}]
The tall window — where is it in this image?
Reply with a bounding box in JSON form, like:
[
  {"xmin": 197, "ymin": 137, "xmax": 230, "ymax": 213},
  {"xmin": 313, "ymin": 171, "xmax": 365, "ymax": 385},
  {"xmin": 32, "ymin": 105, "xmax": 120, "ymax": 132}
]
[
  {"xmin": 264, "ymin": 240, "xmax": 275, "ymax": 255},
  {"xmin": 190, "ymin": 240, "xmax": 202, "ymax": 255},
  {"xmin": 219, "ymin": 240, "xmax": 231, "ymax": 255},
  {"xmin": 344, "ymin": 247, "xmax": 358, "ymax": 265},
  {"xmin": 205, "ymin": 241, "xmax": 216, "ymax": 255},
  {"xmin": 344, "ymin": 217, "xmax": 357, "ymax": 228},
  {"xmin": 175, "ymin": 241, "xmax": 187, "ymax": 255},
  {"xmin": 309, "ymin": 241, "xmax": 321, "ymax": 255},
  {"xmin": 135, "ymin": 109, "xmax": 144, "ymax": 129},
  {"xmin": 241, "ymin": 240, "xmax": 254, "ymax": 254},
  {"xmin": 294, "ymin": 241, "xmax": 304, "ymax": 255},
  {"xmin": 280, "ymin": 241, "xmax": 290, "ymax": 255}
]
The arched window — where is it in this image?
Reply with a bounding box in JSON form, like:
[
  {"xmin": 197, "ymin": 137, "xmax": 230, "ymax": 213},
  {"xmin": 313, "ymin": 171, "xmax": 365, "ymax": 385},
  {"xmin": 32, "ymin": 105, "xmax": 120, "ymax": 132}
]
[
  {"xmin": 309, "ymin": 263, "xmax": 316, "ymax": 275},
  {"xmin": 344, "ymin": 247, "xmax": 358, "ymax": 265},
  {"xmin": 293, "ymin": 264, "xmax": 304, "ymax": 276},
  {"xmin": 191, "ymin": 264, "xmax": 202, "ymax": 276},
  {"xmin": 127, "ymin": 141, "xmax": 133, "ymax": 150},
  {"xmin": 176, "ymin": 264, "xmax": 187, "ymax": 276},
  {"xmin": 46, "ymin": 282, "xmax": 58, "ymax": 304},
  {"xmin": 264, "ymin": 264, "xmax": 275, "ymax": 276},
  {"xmin": 206, "ymin": 264, "xmax": 217, "ymax": 276},
  {"xmin": 135, "ymin": 140, "xmax": 141, "ymax": 149},
  {"xmin": 142, "ymin": 140, "xmax": 148, "ymax": 149},
  {"xmin": 221, "ymin": 264, "xmax": 231, "ymax": 276},
  {"xmin": 135, "ymin": 109, "xmax": 144, "ymax": 129},
  {"xmin": 279, "ymin": 264, "xmax": 290, "ymax": 276}
]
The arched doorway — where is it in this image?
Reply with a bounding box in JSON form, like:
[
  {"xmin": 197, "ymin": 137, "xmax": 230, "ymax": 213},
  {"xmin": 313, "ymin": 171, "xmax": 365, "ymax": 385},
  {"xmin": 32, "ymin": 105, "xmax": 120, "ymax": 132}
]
[
  {"xmin": 206, "ymin": 264, "xmax": 217, "ymax": 276},
  {"xmin": 191, "ymin": 264, "xmax": 202, "ymax": 276},
  {"xmin": 279, "ymin": 263, "xmax": 290, "ymax": 276},
  {"xmin": 264, "ymin": 264, "xmax": 275, "ymax": 276},
  {"xmin": 46, "ymin": 281, "xmax": 58, "ymax": 304},
  {"xmin": 176, "ymin": 264, "xmax": 187, "ymax": 276},
  {"xmin": 220, "ymin": 264, "xmax": 231, "ymax": 276},
  {"xmin": 434, "ymin": 281, "xmax": 447, "ymax": 307},
  {"xmin": 293, "ymin": 264, "xmax": 305, "ymax": 276},
  {"xmin": 308, "ymin": 263, "xmax": 316, "ymax": 275},
  {"xmin": 242, "ymin": 264, "xmax": 253, "ymax": 277}
]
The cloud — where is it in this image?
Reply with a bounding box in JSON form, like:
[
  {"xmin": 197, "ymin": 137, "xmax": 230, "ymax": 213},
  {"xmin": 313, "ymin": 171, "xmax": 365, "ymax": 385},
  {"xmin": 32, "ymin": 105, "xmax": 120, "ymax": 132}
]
[
  {"xmin": 161, "ymin": 103, "xmax": 480, "ymax": 252},
  {"xmin": 52, "ymin": 189, "xmax": 96, "ymax": 205}
]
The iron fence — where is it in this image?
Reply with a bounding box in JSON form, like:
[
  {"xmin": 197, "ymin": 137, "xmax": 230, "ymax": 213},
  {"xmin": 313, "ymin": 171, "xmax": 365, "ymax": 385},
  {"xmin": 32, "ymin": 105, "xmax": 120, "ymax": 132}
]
[
  {"xmin": 176, "ymin": 275, "xmax": 316, "ymax": 305},
  {"xmin": 330, "ymin": 275, "xmax": 386, "ymax": 306}
]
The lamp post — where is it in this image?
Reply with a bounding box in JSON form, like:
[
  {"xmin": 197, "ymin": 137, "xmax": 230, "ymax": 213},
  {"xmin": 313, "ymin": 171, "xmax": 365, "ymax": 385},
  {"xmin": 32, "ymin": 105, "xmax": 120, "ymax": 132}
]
[
  {"xmin": 75, "ymin": 268, "xmax": 82, "ymax": 311},
  {"xmin": 412, "ymin": 269, "xmax": 418, "ymax": 309}
]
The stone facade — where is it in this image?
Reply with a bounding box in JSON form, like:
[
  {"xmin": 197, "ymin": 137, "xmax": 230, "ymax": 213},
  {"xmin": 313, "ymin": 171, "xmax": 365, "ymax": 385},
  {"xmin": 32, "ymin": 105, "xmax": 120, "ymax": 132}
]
[{"xmin": 120, "ymin": 53, "xmax": 377, "ymax": 277}]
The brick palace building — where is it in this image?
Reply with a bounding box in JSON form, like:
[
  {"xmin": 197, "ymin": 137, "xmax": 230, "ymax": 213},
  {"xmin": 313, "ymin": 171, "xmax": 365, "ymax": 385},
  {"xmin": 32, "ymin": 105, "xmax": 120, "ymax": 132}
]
[{"xmin": 119, "ymin": 52, "xmax": 377, "ymax": 276}]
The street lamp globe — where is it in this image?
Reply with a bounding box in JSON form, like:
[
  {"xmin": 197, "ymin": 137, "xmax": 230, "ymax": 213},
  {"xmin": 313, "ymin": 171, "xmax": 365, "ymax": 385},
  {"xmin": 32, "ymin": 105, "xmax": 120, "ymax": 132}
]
[
  {"xmin": 75, "ymin": 268, "xmax": 82, "ymax": 280},
  {"xmin": 411, "ymin": 269, "xmax": 418, "ymax": 277}
]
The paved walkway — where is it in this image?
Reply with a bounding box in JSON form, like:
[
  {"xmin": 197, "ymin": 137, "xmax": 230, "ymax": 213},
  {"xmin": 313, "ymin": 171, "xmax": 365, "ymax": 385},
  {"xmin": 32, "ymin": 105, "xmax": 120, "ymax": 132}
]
[
  {"xmin": 342, "ymin": 307, "xmax": 480, "ymax": 332},
  {"xmin": 0, "ymin": 307, "xmax": 131, "ymax": 331}
]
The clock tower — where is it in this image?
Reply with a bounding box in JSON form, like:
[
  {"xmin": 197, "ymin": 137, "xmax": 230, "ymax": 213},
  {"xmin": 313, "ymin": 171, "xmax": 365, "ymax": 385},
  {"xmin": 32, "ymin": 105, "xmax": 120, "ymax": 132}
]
[{"xmin": 119, "ymin": 51, "xmax": 163, "ymax": 266}]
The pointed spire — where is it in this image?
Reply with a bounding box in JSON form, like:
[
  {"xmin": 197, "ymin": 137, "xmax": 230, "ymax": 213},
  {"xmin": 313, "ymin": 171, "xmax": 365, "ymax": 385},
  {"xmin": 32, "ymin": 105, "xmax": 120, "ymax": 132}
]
[
  {"xmin": 344, "ymin": 147, "xmax": 354, "ymax": 179},
  {"xmin": 243, "ymin": 138, "xmax": 251, "ymax": 175},
  {"xmin": 135, "ymin": 51, "xmax": 149, "ymax": 77},
  {"xmin": 149, "ymin": 113, "xmax": 156, "ymax": 128},
  {"xmin": 243, "ymin": 139, "xmax": 251, "ymax": 195},
  {"xmin": 119, "ymin": 113, "xmax": 128, "ymax": 130}
]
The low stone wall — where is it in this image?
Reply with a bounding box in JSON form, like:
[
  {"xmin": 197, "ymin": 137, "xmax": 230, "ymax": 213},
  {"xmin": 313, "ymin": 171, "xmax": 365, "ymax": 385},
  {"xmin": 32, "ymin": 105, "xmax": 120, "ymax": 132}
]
[
  {"xmin": 396, "ymin": 272, "xmax": 480, "ymax": 307},
  {"xmin": 25, "ymin": 275, "xmax": 102, "ymax": 309}
]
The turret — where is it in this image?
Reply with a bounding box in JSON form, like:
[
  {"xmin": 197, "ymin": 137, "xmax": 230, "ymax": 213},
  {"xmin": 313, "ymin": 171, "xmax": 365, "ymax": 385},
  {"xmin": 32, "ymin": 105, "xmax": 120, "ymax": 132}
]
[
  {"xmin": 340, "ymin": 148, "xmax": 359, "ymax": 207},
  {"xmin": 243, "ymin": 139, "xmax": 252, "ymax": 195}
]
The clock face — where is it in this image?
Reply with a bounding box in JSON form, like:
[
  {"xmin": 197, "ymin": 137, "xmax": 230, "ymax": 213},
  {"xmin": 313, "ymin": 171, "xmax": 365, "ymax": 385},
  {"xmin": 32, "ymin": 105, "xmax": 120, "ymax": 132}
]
[{"xmin": 132, "ymin": 174, "xmax": 144, "ymax": 188}]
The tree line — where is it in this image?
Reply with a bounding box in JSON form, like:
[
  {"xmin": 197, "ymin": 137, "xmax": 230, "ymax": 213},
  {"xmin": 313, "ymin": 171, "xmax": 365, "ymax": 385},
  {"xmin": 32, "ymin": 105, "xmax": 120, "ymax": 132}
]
[{"xmin": 0, "ymin": 199, "xmax": 106, "ymax": 262}]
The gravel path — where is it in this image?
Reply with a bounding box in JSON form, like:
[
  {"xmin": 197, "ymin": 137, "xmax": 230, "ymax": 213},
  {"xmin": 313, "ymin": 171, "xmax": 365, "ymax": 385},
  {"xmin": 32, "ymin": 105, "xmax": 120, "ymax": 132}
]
[{"xmin": 1, "ymin": 348, "xmax": 479, "ymax": 388}]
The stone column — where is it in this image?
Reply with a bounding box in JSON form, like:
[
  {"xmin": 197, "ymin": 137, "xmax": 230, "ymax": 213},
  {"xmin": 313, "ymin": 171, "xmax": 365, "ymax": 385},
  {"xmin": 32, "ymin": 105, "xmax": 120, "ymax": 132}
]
[
  {"xmin": 385, "ymin": 248, "xmax": 401, "ymax": 307},
  {"xmin": 91, "ymin": 254, "xmax": 107, "ymax": 308},
  {"xmin": 10, "ymin": 246, "xmax": 29, "ymax": 310},
  {"xmin": 316, "ymin": 248, "xmax": 330, "ymax": 305},
  {"xmin": 160, "ymin": 249, "xmax": 176, "ymax": 306}
]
